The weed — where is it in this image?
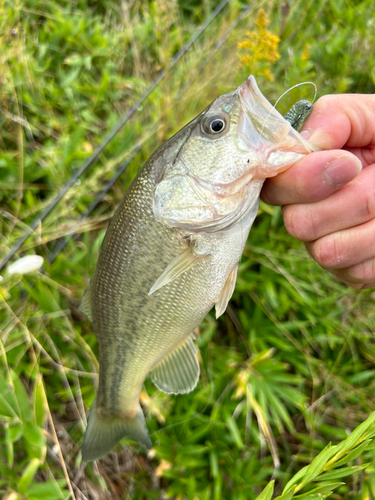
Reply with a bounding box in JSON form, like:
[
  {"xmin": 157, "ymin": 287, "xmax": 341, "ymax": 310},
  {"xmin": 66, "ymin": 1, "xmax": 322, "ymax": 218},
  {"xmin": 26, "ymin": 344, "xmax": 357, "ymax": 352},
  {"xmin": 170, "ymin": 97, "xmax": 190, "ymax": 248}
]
[{"xmin": 1, "ymin": 0, "xmax": 375, "ymax": 499}]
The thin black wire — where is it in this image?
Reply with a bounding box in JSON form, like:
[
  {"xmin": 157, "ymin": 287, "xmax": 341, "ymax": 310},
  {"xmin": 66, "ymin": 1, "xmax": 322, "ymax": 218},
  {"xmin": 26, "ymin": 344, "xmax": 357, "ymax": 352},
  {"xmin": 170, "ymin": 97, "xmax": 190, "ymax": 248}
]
[
  {"xmin": 0, "ymin": 0, "xmax": 231, "ymax": 272},
  {"xmin": 176, "ymin": 3, "xmax": 252, "ymax": 100},
  {"xmin": 47, "ymin": 4, "xmax": 252, "ymax": 263},
  {"xmin": 48, "ymin": 136, "xmax": 148, "ymax": 263}
]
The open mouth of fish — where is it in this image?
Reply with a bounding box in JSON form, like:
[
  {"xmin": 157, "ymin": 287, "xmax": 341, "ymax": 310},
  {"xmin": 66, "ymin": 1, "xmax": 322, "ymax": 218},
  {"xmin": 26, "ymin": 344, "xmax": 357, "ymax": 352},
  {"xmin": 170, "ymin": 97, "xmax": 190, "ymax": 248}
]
[
  {"xmin": 238, "ymin": 75, "xmax": 314, "ymax": 159},
  {"xmin": 153, "ymin": 75, "xmax": 316, "ymax": 233}
]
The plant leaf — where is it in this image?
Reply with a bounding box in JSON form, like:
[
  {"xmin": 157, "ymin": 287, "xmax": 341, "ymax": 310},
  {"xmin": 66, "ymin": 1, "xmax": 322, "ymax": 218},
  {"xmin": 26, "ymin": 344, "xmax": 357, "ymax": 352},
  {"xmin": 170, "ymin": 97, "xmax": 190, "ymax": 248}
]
[
  {"xmin": 18, "ymin": 458, "xmax": 42, "ymax": 495},
  {"xmin": 225, "ymin": 415, "xmax": 244, "ymax": 449},
  {"xmin": 299, "ymin": 443, "xmax": 338, "ymax": 486},
  {"xmin": 34, "ymin": 376, "xmax": 47, "ymax": 428},
  {"xmin": 293, "ymin": 482, "xmax": 344, "ymax": 498},
  {"xmin": 329, "ymin": 411, "xmax": 375, "ymax": 462},
  {"xmin": 333, "ymin": 439, "xmax": 372, "ymax": 467},
  {"xmin": 282, "ymin": 466, "xmax": 309, "ymax": 495},
  {"xmin": 274, "ymin": 490, "xmax": 294, "ymax": 500},
  {"xmin": 316, "ymin": 463, "xmax": 370, "ymax": 481},
  {"xmin": 11, "ymin": 370, "xmax": 32, "ymax": 422},
  {"xmin": 254, "ymin": 480, "xmax": 274, "ymax": 500}
]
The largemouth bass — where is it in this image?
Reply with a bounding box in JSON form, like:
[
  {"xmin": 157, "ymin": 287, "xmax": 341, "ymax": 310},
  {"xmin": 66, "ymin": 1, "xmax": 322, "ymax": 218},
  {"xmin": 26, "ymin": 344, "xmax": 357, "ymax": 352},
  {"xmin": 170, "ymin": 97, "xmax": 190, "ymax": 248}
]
[{"xmin": 80, "ymin": 76, "xmax": 316, "ymax": 462}]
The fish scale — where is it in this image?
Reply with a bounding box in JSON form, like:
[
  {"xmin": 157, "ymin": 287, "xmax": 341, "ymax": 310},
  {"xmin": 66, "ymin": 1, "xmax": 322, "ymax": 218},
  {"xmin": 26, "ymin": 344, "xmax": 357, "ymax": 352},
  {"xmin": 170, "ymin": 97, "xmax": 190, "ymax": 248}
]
[
  {"xmin": 92, "ymin": 161, "xmax": 215, "ymax": 404},
  {"xmin": 80, "ymin": 76, "xmax": 317, "ymax": 461}
]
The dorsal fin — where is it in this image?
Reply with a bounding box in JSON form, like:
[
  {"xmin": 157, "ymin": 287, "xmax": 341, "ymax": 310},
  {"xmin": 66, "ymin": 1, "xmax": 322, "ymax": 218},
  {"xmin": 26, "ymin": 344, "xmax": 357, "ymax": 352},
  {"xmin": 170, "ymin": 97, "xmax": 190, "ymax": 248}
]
[
  {"xmin": 79, "ymin": 281, "xmax": 92, "ymax": 322},
  {"xmin": 215, "ymin": 264, "xmax": 238, "ymax": 319},
  {"xmin": 151, "ymin": 336, "xmax": 200, "ymax": 395}
]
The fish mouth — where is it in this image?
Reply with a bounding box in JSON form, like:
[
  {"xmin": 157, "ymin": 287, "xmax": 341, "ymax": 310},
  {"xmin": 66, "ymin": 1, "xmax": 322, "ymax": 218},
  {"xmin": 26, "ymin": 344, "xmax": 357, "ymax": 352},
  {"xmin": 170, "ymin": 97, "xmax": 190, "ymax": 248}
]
[
  {"xmin": 238, "ymin": 75, "xmax": 288, "ymax": 143},
  {"xmin": 238, "ymin": 75, "xmax": 317, "ymax": 156},
  {"xmin": 239, "ymin": 76, "xmax": 282, "ymax": 122},
  {"xmin": 189, "ymin": 173, "xmax": 262, "ymax": 232},
  {"xmin": 195, "ymin": 167, "xmax": 255, "ymax": 197},
  {"xmin": 154, "ymin": 76, "xmax": 318, "ymax": 234},
  {"xmin": 154, "ymin": 167, "xmax": 262, "ymax": 234}
]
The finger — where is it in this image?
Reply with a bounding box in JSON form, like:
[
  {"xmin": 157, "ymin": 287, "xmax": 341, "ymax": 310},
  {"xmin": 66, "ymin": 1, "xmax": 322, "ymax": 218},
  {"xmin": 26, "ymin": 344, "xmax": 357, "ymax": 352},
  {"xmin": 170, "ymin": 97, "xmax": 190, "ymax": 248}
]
[
  {"xmin": 305, "ymin": 216, "xmax": 375, "ymax": 270},
  {"xmin": 344, "ymin": 145, "xmax": 375, "ymax": 168},
  {"xmin": 301, "ymin": 94, "xmax": 375, "ymax": 151},
  {"xmin": 330, "ymin": 258, "xmax": 375, "ymax": 289},
  {"xmin": 282, "ymin": 164, "xmax": 375, "ymax": 241},
  {"xmin": 261, "ymin": 150, "xmax": 362, "ymax": 206}
]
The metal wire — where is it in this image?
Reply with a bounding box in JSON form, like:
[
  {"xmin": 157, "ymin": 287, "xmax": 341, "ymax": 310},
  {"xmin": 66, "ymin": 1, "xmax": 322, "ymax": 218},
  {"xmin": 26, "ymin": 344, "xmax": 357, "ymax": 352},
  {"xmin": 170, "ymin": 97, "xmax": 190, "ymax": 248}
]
[
  {"xmin": 48, "ymin": 134, "xmax": 150, "ymax": 263},
  {"xmin": 0, "ymin": 0, "xmax": 231, "ymax": 272},
  {"xmin": 176, "ymin": 3, "xmax": 252, "ymax": 100}
]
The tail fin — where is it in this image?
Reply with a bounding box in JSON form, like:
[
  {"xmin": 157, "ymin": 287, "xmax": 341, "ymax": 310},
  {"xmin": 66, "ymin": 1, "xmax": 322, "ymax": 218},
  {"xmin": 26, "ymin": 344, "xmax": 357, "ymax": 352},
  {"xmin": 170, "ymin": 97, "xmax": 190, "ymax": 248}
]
[{"xmin": 81, "ymin": 400, "xmax": 152, "ymax": 462}]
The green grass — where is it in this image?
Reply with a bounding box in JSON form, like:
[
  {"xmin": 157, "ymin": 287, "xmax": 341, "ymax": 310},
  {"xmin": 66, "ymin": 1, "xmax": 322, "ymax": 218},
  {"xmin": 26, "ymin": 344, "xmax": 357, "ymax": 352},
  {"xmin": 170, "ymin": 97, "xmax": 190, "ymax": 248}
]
[{"xmin": 1, "ymin": 0, "xmax": 375, "ymax": 498}]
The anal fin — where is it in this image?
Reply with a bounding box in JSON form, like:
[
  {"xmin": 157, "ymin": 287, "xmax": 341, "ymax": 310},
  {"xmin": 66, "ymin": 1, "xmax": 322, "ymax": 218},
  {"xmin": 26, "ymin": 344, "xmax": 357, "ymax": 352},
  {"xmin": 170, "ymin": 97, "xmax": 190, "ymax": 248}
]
[
  {"xmin": 148, "ymin": 245, "xmax": 209, "ymax": 295},
  {"xmin": 215, "ymin": 264, "xmax": 238, "ymax": 319},
  {"xmin": 151, "ymin": 336, "xmax": 200, "ymax": 395},
  {"xmin": 79, "ymin": 281, "xmax": 92, "ymax": 322}
]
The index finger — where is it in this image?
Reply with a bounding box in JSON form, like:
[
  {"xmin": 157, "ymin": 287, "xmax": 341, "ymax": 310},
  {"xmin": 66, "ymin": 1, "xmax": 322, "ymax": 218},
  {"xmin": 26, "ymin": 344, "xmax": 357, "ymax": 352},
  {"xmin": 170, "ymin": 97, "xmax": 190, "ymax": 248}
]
[{"xmin": 302, "ymin": 94, "xmax": 375, "ymax": 151}]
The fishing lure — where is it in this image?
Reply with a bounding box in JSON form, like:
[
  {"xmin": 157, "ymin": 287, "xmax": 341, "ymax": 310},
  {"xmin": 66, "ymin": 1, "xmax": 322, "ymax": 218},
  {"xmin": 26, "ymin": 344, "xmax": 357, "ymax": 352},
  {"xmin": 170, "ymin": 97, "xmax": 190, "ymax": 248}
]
[{"xmin": 283, "ymin": 99, "xmax": 313, "ymax": 131}]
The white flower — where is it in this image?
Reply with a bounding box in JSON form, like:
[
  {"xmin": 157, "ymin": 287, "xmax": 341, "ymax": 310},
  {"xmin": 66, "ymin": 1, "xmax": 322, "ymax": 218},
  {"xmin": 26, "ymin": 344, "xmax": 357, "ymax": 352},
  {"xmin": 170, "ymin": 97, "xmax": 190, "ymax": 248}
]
[{"xmin": 7, "ymin": 255, "xmax": 44, "ymax": 275}]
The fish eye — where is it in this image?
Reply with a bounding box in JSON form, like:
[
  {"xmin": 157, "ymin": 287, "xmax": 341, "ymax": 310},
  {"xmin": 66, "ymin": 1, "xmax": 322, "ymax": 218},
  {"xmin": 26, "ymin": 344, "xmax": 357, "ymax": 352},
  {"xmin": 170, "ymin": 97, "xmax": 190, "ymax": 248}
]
[
  {"xmin": 202, "ymin": 116, "xmax": 227, "ymax": 135},
  {"xmin": 210, "ymin": 119, "xmax": 225, "ymax": 133}
]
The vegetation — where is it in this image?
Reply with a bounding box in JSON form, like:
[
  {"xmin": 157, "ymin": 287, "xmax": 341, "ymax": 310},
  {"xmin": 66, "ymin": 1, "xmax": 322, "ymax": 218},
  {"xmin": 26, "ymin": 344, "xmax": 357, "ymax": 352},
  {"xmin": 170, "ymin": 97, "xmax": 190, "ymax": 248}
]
[{"xmin": 1, "ymin": 0, "xmax": 375, "ymax": 498}]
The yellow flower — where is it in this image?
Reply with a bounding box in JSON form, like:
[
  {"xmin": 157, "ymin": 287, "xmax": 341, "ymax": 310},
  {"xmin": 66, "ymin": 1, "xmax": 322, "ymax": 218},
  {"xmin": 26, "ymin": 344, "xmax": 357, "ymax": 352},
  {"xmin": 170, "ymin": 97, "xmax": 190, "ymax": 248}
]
[
  {"xmin": 301, "ymin": 44, "xmax": 311, "ymax": 61},
  {"xmin": 237, "ymin": 9, "xmax": 280, "ymax": 81},
  {"xmin": 155, "ymin": 459, "xmax": 172, "ymax": 477},
  {"xmin": 255, "ymin": 9, "xmax": 268, "ymax": 32}
]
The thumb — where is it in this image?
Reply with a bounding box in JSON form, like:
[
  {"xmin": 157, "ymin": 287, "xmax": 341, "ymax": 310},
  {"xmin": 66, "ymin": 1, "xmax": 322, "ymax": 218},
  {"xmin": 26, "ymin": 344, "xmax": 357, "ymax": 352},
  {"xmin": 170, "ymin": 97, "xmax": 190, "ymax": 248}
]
[{"xmin": 261, "ymin": 149, "xmax": 362, "ymax": 206}]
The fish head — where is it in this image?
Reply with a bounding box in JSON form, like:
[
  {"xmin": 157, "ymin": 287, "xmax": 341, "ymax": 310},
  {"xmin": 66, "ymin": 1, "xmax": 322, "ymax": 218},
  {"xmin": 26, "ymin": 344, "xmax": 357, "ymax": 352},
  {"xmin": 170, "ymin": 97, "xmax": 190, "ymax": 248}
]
[{"xmin": 154, "ymin": 75, "xmax": 317, "ymax": 233}]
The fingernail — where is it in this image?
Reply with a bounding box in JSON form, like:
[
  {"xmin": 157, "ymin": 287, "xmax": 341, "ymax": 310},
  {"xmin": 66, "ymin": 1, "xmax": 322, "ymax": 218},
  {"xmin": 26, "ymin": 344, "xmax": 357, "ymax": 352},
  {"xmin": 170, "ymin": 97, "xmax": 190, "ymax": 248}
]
[
  {"xmin": 300, "ymin": 129, "xmax": 311, "ymax": 139},
  {"xmin": 323, "ymin": 155, "xmax": 362, "ymax": 187}
]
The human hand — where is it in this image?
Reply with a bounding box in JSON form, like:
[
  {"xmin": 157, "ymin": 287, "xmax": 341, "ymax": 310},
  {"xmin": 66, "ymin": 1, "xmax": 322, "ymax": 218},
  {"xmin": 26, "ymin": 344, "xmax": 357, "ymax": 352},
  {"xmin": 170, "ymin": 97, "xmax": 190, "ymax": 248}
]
[{"xmin": 261, "ymin": 94, "xmax": 375, "ymax": 289}]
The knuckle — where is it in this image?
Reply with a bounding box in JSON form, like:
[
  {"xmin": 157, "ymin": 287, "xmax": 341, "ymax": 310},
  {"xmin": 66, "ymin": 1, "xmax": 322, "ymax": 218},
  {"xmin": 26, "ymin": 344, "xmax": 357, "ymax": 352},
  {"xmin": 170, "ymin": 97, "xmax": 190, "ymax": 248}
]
[
  {"xmin": 308, "ymin": 234, "xmax": 344, "ymax": 269},
  {"xmin": 358, "ymin": 182, "xmax": 375, "ymax": 219},
  {"xmin": 282, "ymin": 205, "xmax": 299, "ymax": 238},
  {"xmin": 348, "ymin": 258, "xmax": 375, "ymax": 283},
  {"xmin": 343, "ymin": 280, "xmax": 364, "ymax": 289},
  {"xmin": 359, "ymin": 282, "xmax": 375, "ymax": 290},
  {"xmin": 283, "ymin": 205, "xmax": 320, "ymax": 241},
  {"xmin": 363, "ymin": 190, "xmax": 375, "ymax": 218}
]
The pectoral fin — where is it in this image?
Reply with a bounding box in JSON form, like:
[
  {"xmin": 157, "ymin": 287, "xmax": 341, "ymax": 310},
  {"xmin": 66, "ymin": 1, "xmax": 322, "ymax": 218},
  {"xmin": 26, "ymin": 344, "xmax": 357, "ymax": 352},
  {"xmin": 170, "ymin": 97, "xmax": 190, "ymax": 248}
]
[
  {"xmin": 151, "ymin": 336, "xmax": 200, "ymax": 395},
  {"xmin": 215, "ymin": 264, "xmax": 238, "ymax": 319},
  {"xmin": 148, "ymin": 245, "xmax": 209, "ymax": 295},
  {"xmin": 79, "ymin": 281, "xmax": 92, "ymax": 322}
]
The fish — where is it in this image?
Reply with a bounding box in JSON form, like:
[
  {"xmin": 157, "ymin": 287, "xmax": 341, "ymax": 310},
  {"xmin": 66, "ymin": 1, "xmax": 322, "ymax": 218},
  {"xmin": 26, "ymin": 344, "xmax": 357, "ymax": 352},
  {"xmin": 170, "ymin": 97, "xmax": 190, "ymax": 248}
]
[{"xmin": 79, "ymin": 76, "xmax": 317, "ymax": 462}]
